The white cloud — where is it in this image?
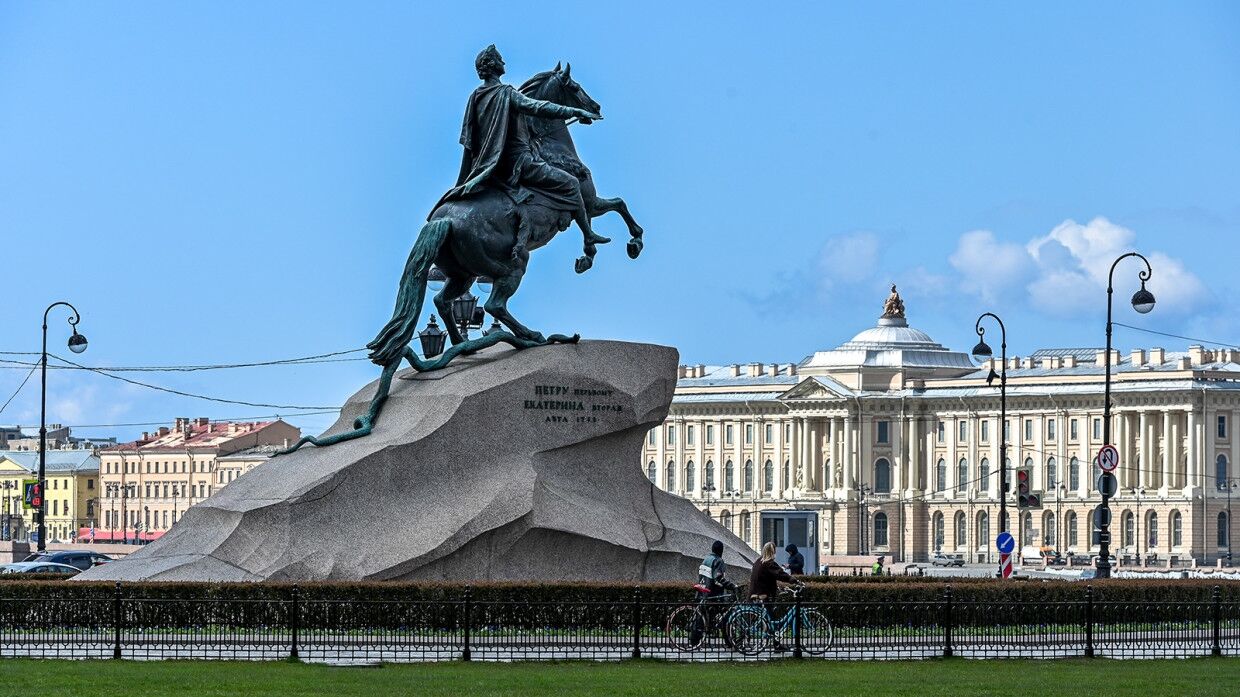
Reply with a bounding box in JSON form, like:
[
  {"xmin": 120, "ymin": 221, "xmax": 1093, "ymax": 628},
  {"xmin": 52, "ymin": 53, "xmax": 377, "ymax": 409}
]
[
  {"xmin": 818, "ymin": 231, "xmax": 879, "ymax": 285},
  {"xmin": 948, "ymin": 230, "xmax": 1029, "ymax": 302}
]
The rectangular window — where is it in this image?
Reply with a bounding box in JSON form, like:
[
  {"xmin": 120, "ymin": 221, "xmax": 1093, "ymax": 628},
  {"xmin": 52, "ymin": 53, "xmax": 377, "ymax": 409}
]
[
  {"xmin": 1093, "ymin": 418, "xmax": 1102, "ymax": 440},
  {"xmin": 958, "ymin": 420, "xmax": 967, "ymax": 443},
  {"xmin": 981, "ymin": 420, "xmax": 990, "ymax": 443},
  {"xmin": 877, "ymin": 421, "xmax": 890, "ymax": 444},
  {"xmin": 687, "ymin": 425, "xmax": 695, "ymax": 446},
  {"xmin": 1070, "ymin": 419, "xmax": 1079, "ymax": 441},
  {"xmin": 1220, "ymin": 415, "xmax": 1228, "ymax": 439},
  {"xmin": 764, "ymin": 424, "xmax": 773, "ymax": 444},
  {"xmin": 937, "ymin": 422, "xmax": 945, "ymax": 443},
  {"xmin": 1004, "ymin": 420, "xmax": 1011, "ymax": 441},
  {"xmin": 1024, "ymin": 419, "xmax": 1033, "ymax": 441},
  {"xmin": 87, "ymin": 479, "xmax": 95, "ymax": 490},
  {"xmin": 784, "ymin": 423, "xmax": 791, "ymax": 442},
  {"xmin": 706, "ymin": 425, "xmax": 714, "ymax": 445},
  {"xmin": 1047, "ymin": 419, "xmax": 1057, "ymax": 441},
  {"xmin": 666, "ymin": 426, "xmax": 676, "ymax": 446},
  {"xmin": 726, "ymin": 425, "xmax": 734, "ymax": 445},
  {"xmin": 745, "ymin": 424, "xmax": 754, "ymax": 444},
  {"xmin": 648, "ymin": 429, "xmax": 656, "ymax": 446}
]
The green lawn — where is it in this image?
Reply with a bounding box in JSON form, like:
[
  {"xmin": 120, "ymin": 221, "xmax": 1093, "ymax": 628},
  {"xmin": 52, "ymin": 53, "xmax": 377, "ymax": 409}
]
[{"xmin": 1, "ymin": 658, "xmax": 1238, "ymax": 697}]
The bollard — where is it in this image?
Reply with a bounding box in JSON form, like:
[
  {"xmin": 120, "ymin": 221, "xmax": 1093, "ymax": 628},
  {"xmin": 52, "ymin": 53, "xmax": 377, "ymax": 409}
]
[
  {"xmin": 792, "ymin": 589, "xmax": 804, "ymax": 659},
  {"xmin": 462, "ymin": 586, "xmax": 473, "ymax": 661},
  {"xmin": 942, "ymin": 585, "xmax": 953, "ymax": 658},
  {"xmin": 1212, "ymin": 585, "xmax": 1222, "ymax": 657},
  {"xmin": 1084, "ymin": 585, "xmax": 1094, "ymax": 658}
]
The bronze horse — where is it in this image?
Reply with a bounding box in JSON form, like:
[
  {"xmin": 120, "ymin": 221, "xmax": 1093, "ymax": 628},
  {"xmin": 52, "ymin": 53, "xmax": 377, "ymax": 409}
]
[{"xmin": 280, "ymin": 65, "xmax": 644, "ymax": 453}]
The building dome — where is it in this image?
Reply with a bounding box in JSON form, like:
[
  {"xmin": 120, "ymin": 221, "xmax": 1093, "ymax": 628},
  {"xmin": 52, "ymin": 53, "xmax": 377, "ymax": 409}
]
[{"xmin": 801, "ymin": 287, "xmax": 975, "ymax": 373}]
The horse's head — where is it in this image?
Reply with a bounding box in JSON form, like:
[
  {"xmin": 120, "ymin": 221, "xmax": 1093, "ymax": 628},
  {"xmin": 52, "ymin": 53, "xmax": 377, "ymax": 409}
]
[{"xmin": 520, "ymin": 62, "xmax": 601, "ymax": 118}]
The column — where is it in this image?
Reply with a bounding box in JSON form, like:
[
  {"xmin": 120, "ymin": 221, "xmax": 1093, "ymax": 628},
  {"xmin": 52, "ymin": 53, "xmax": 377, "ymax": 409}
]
[
  {"xmin": 1187, "ymin": 409, "xmax": 1199, "ymax": 489},
  {"xmin": 947, "ymin": 416, "xmax": 958, "ymax": 497},
  {"xmin": 1138, "ymin": 411, "xmax": 1150, "ymax": 489},
  {"xmin": 809, "ymin": 418, "xmax": 821, "ymax": 491},
  {"xmin": 893, "ymin": 416, "xmax": 906, "ymax": 493},
  {"xmin": 909, "ymin": 416, "xmax": 921, "ymax": 494},
  {"xmin": 858, "ymin": 415, "xmax": 871, "ymax": 492},
  {"xmin": 842, "ymin": 415, "xmax": 854, "ymax": 492},
  {"xmin": 1232, "ymin": 409, "xmax": 1240, "ymax": 486},
  {"xmin": 989, "ymin": 414, "xmax": 1001, "ymax": 499}
]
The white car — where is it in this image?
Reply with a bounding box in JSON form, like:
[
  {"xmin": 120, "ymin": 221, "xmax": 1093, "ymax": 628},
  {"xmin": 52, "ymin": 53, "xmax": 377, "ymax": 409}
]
[
  {"xmin": 930, "ymin": 551, "xmax": 964, "ymax": 567},
  {"xmin": 1, "ymin": 561, "xmax": 81, "ymax": 576}
]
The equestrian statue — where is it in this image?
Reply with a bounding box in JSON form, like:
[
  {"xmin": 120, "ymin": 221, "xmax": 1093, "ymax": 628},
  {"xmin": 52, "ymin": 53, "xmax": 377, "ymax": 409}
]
[{"xmin": 280, "ymin": 45, "xmax": 644, "ymax": 453}]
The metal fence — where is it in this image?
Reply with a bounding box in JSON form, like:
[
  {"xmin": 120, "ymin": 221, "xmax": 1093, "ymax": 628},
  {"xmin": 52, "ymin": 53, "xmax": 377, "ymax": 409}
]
[{"xmin": 1, "ymin": 584, "xmax": 1238, "ymax": 662}]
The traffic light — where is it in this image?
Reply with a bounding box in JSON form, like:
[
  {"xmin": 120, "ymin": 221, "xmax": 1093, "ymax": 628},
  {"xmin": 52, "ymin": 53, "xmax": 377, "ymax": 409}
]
[{"xmin": 1016, "ymin": 465, "xmax": 1041, "ymax": 509}]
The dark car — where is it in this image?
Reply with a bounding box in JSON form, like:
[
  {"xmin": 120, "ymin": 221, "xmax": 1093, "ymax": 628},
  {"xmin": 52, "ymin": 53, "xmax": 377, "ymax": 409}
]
[{"xmin": 22, "ymin": 550, "xmax": 113, "ymax": 571}]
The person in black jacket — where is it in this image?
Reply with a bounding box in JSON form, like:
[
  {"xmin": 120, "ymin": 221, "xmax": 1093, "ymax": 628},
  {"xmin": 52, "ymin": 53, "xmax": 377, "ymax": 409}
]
[
  {"xmin": 784, "ymin": 543, "xmax": 805, "ymax": 576},
  {"xmin": 697, "ymin": 540, "xmax": 736, "ymax": 597},
  {"xmin": 749, "ymin": 542, "xmax": 801, "ymax": 652}
]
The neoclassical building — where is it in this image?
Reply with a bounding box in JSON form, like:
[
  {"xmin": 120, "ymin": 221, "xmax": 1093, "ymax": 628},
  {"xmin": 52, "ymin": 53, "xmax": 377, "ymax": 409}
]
[{"xmin": 642, "ymin": 289, "xmax": 1240, "ymax": 566}]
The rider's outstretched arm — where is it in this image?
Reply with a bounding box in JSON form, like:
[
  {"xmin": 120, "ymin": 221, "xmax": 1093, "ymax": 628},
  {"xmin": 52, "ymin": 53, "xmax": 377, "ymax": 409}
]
[{"xmin": 510, "ymin": 87, "xmax": 586, "ymax": 121}]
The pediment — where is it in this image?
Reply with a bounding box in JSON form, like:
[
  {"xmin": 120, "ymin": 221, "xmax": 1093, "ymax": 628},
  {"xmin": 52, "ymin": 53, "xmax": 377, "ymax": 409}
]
[{"xmin": 779, "ymin": 377, "xmax": 853, "ymax": 401}]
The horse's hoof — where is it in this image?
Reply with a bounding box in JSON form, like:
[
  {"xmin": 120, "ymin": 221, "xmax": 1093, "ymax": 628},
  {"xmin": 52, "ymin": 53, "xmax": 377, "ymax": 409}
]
[
  {"xmin": 575, "ymin": 255, "xmax": 593, "ymax": 274},
  {"xmin": 627, "ymin": 237, "xmax": 644, "ymax": 259}
]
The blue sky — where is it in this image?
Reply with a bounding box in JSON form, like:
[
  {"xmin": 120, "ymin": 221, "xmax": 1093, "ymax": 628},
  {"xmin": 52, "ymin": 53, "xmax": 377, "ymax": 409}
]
[{"xmin": 2, "ymin": 2, "xmax": 1238, "ymax": 441}]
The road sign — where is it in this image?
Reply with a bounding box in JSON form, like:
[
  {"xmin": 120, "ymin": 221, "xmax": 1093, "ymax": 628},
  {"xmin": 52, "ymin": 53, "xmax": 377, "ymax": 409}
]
[
  {"xmin": 996, "ymin": 531, "xmax": 1015, "ymax": 555},
  {"xmin": 1097, "ymin": 471, "xmax": 1118, "ymax": 498},
  {"xmin": 1097, "ymin": 444, "xmax": 1119, "ymax": 473},
  {"xmin": 1093, "ymin": 505, "xmax": 1112, "ymax": 529},
  {"xmin": 1098, "ymin": 530, "xmax": 1112, "ymax": 545},
  {"xmin": 999, "ymin": 552, "xmax": 1013, "ymax": 578}
]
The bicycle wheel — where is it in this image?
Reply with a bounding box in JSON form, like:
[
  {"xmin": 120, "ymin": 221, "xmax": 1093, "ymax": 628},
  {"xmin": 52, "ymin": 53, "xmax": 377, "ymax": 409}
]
[
  {"xmin": 799, "ymin": 608, "xmax": 834, "ymax": 655},
  {"xmin": 726, "ymin": 606, "xmax": 771, "ymax": 656},
  {"xmin": 666, "ymin": 605, "xmax": 707, "ymax": 651}
]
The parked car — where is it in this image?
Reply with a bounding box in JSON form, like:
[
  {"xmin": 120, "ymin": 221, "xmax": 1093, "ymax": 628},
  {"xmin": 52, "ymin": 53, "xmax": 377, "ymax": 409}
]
[
  {"xmin": 929, "ymin": 551, "xmax": 964, "ymax": 567},
  {"xmin": 1, "ymin": 562, "xmax": 81, "ymax": 576},
  {"xmin": 22, "ymin": 551, "xmax": 113, "ymax": 571}
]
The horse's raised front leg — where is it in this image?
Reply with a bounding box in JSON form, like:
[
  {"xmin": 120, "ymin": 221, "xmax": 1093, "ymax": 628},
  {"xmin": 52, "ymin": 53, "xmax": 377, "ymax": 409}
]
[
  {"xmin": 588, "ymin": 195, "xmax": 644, "ymax": 259},
  {"xmin": 433, "ymin": 274, "xmax": 473, "ymax": 345},
  {"xmin": 484, "ymin": 272, "xmax": 545, "ymax": 343}
]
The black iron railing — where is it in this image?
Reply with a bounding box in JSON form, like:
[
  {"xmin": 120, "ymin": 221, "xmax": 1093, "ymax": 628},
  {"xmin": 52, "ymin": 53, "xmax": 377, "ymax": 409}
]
[{"xmin": 0, "ymin": 583, "xmax": 1237, "ymax": 662}]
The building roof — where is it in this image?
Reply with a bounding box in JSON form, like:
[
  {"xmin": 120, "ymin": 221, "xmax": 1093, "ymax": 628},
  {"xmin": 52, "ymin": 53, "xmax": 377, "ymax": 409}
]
[
  {"xmin": 101, "ymin": 418, "xmax": 287, "ymax": 454},
  {"xmin": 217, "ymin": 443, "xmax": 283, "ymax": 462},
  {"xmin": 0, "ymin": 450, "xmax": 99, "ymax": 474}
]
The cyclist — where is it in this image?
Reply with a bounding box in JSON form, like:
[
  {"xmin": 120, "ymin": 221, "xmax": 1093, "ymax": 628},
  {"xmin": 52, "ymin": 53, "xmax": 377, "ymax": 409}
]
[
  {"xmin": 749, "ymin": 542, "xmax": 802, "ymax": 651},
  {"xmin": 784, "ymin": 543, "xmax": 805, "ymax": 576},
  {"xmin": 697, "ymin": 540, "xmax": 737, "ymax": 598}
]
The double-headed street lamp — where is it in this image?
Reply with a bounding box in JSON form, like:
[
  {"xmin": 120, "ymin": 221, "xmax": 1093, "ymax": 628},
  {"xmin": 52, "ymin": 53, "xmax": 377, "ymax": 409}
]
[
  {"xmin": 702, "ymin": 482, "xmax": 717, "ymax": 516},
  {"xmin": 970, "ymin": 312, "xmax": 1007, "ymax": 578},
  {"xmin": 1222, "ymin": 477, "xmax": 1238, "ymax": 565},
  {"xmin": 37, "ymin": 302, "xmax": 87, "ymax": 552},
  {"xmin": 1097, "ymin": 253, "xmax": 1155, "ymax": 579}
]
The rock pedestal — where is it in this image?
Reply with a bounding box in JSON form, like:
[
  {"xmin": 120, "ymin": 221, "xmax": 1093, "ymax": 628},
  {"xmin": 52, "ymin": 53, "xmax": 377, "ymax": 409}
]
[{"xmin": 78, "ymin": 340, "xmax": 753, "ymax": 582}]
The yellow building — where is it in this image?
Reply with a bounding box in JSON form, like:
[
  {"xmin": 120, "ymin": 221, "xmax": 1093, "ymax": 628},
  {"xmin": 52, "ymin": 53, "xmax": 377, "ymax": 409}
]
[{"xmin": 0, "ymin": 450, "xmax": 100, "ymax": 543}]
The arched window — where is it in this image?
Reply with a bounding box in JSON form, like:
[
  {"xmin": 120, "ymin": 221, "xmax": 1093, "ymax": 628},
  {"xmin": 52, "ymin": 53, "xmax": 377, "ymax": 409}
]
[
  {"xmin": 957, "ymin": 458, "xmax": 968, "ymax": 492},
  {"xmin": 763, "ymin": 460, "xmax": 774, "ymax": 493},
  {"xmin": 685, "ymin": 461, "xmax": 696, "ymax": 494},
  {"xmin": 1067, "ymin": 511, "xmax": 1078, "ymax": 549},
  {"xmin": 705, "ymin": 461, "xmax": 715, "ymax": 490},
  {"xmin": 1219, "ymin": 511, "xmax": 1230, "ymax": 548},
  {"xmin": 874, "ymin": 458, "xmax": 891, "ymax": 494},
  {"xmin": 1146, "ymin": 511, "xmax": 1158, "ymax": 549},
  {"xmin": 1022, "ymin": 512, "xmax": 1033, "ymax": 545},
  {"xmin": 1069, "ymin": 457, "xmax": 1080, "ymax": 491},
  {"xmin": 1045, "ymin": 457, "xmax": 1057, "ymax": 490},
  {"xmin": 1218, "ymin": 455, "xmax": 1230, "ymax": 490},
  {"xmin": 977, "ymin": 511, "xmax": 989, "ymax": 548},
  {"xmin": 741, "ymin": 511, "xmax": 752, "ymax": 542},
  {"xmin": 666, "ymin": 460, "xmax": 676, "ymax": 492},
  {"xmin": 874, "ymin": 512, "xmax": 889, "ymax": 547},
  {"xmin": 1043, "ymin": 511, "xmax": 1056, "ymax": 547},
  {"xmin": 725, "ymin": 460, "xmax": 735, "ymax": 491},
  {"xmin": 979, "ymin": 458, "xmax": 991, "ymax": 492},
  {"xmin": 1172, "ymin": 510, "xmax": 1183, "ymax": 547},
  {"xmin": 954, "ymin": 511, "xmax": 967, "ymax": 547},
  {"xmin": 1123, "ymin": 511, "xmax": 1135, "ymax": 548},
  {"xmin": 932, "ymin": 512, "xmax": 945, "ymax": 551},
  {"xmin": 744, "ymin": 460, "xmax": 754, "ymax": 492},
  {"xmin": 936, "ymin": 459, "xmax": 947, "ymax": 492},
  {"xmin": 647, "ymin": 461, "xmax": 656, "ymax": 482},
  {"xmin": 720, "ymin": 510, "xmax": 731, "ymax": 531}
]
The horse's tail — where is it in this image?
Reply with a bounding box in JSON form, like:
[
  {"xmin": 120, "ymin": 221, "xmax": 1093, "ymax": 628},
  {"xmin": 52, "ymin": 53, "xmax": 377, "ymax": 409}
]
[{"xmin": 366, "ymin": 218, "xmax": 452, "ymax": 366}]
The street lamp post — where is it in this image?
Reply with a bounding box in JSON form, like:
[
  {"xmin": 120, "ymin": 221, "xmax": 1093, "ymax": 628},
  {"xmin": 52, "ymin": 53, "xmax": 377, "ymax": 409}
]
[
  {"xmin": 857, "ymin": 483, "xmax": 871, "ymax": 555},
  {"xmin": 1135, "ymin": 487, "xmax": 1146, "ymax": 567},
  {"xmin": 1098, "ymin": 253, "xmax": 1156, "ymax": 579},
  {"xmin": 1, "ymin": 480, "xmax": 15, "ymax": 541},
  {"xmin": 971, "ymin": 312, "xmax": 1007, "ymax": 578},
  {"xmin": 702, "ymin": 482, "xmax": 717, "ymax": 516},
  {"xmin": 1057, "ymin": 483, "xmax": 1066, "ymax": 559},
  {"xmin": 1224, "ymin": 478, "xmax": 1238, "ymax": 565},
  {"xmin": 37, "ymin": 302, "xmax": 87, "ymax": 552}
]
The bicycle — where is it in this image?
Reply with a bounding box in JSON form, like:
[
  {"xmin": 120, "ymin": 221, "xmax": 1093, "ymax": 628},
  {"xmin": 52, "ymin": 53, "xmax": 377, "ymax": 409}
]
[
  {"xmin": 725, "ymin": 584, "xmax": 834, "ymax": 656},
  {"xmin": 665, "ymin": 583, "xmax": 749, "ymax": 651}
]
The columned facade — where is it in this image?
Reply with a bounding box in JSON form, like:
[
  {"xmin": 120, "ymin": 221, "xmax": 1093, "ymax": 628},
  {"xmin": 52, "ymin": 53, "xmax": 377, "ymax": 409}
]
[{"xmin": 643, "ymin": 290, "xmax": 1240, "ymax": 565}]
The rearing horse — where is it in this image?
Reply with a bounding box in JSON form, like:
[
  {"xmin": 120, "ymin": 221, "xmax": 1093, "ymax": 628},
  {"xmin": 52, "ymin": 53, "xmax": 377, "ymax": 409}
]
[{"xmin": 279, "ymin": 64, "xmax": 645, "ymax": 453}]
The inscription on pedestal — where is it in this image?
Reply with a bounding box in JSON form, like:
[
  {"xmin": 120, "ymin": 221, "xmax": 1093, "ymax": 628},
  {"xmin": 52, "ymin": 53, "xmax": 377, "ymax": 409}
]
[{"xmin": 523, "ymin": 384, "xmax": 624, "ymax": 425}]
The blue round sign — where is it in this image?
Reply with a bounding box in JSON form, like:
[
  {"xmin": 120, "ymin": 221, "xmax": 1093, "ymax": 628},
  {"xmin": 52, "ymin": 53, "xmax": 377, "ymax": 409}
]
[{"xmin": 996, "ymin": 531, "xmax": 1015, "ymax": 555}]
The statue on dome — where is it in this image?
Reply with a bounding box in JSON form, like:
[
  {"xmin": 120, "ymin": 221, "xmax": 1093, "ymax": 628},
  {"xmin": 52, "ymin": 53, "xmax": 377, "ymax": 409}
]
[{"xmin": 882, "ymin": 284, "xmax": 905, "ymax": 319}]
